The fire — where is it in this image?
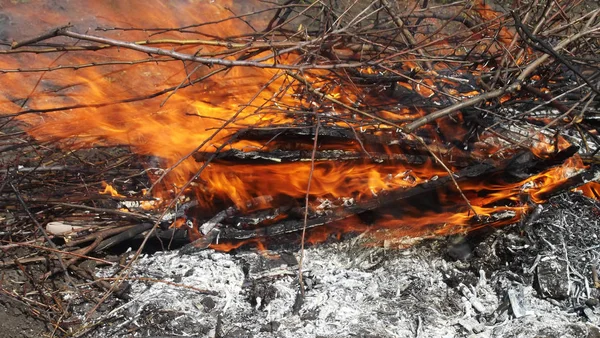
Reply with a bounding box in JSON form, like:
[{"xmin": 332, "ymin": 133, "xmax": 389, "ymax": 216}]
[
  {"xmin": 579, "ymin": 182, "xmax": 600, "ymax": 199},
  {"xmin": 196, "ymin": 161, "xmax": 446, "ymax": 209},
  {"xmin": 0, "ymin": 1, "xmax": 595, "ymax": 250},
  {"xmin": 100, "ymin": 181, "xmax": 125, "ymax": 198},
  {"xmin": 211, "ymin": 239, "xmax": 268, "ymax": 253}
]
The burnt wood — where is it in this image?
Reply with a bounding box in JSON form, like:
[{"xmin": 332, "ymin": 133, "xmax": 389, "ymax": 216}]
[
  {"xmin": 188, "ymin": 162, "xmax": 495, "ymax": 244},
  {"xmin": 533, "ymin": 164, "xmax": 600, "ymax": 201},
  {"xmin": 193, "ymin": 149, "xmax": 433, "ymax": 165},
  {"xmin": 188, "ymin": 147, "xmax": 587, "ymax": 245}
]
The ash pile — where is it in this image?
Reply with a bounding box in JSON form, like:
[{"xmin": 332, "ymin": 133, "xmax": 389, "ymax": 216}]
[{"xmin": 71, "ymin": 192, "xmax": 600, "ymax": 338}]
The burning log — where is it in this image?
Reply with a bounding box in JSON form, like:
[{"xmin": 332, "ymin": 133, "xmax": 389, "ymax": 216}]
[
  {"xmin": 190, "ymin": 147, "xmax": 593, "ymax": 248},
  {"xmin": 193, "ymin": 149, "xmax": 439, "ymax": 166}
]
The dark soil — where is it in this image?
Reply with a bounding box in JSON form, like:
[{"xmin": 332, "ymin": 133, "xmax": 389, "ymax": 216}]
[{"xmin": 0, "ymin": 297, "xmax": 46, "ymax": 338}]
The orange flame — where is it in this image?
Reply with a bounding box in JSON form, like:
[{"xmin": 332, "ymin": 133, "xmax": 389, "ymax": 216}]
[
  {"xmin": 99, "ymin": 181, "xmax": 125, "ymax": 198},
  {"xmin": 0, "ymin": 1, "xmax": 594, "ymax": 250},
  {"xmin": 578, "ymin": 182, "xmax": 600, "ymax": 199}
]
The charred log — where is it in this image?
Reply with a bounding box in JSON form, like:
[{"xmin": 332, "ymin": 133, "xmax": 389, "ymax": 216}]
[
  {"xmin": 193, "ymin": 149, "xmax": 435, "ymax": 166},
  {"xmin": 188, "ymin": 147, "xmax": 592, "ymax": 246}
]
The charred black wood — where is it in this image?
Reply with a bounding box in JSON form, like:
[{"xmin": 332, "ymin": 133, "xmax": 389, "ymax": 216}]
[
  {"xmin": 210, "ymin": 162, "xmax": 497, "ymax": 241},
  {"xmin": 536, "ymin": 257, "xmax": 569, "ymax": 300},
  {"xmin": 238, "ymin": 126, "xmax": 479, "ymax": 159},
  {"xmin": 151, "ymin": 227, "xmax": 190, "ymax": 243},
  {"xmin": 505, "ymin": 145, "xmax": 579, "ymax": 180},
  {"xmin": 95, "ymin": 223, "xmax": 154, "ymax": 252},
  {"xmin": 186, "ymin": 196, "xmax": 277, "ymax": 249},
  {"xmin": 192, "ymin": 148, "xmax": 583, "ymax": 244},
  {"xmin": 193, "ymin": 149, "xmax": 438, "ymax": 166},
  {"xmin": 235, "ymin": 126, "xmax": 441, "ymax": 149},
  {"xmin": 521, "ymin": 85, "xmax": 573, "ymax": 116},
  {"xmin": 206, "ymin": 127, "xmax": 479, "ymax": 167},
  {"xmin": 199, "ymin": 195, "xmax": 274, "ymax": 234},
  {"xmin": 533, "ymin": 165, "xmax": 600, "ymax": 201},
  {"xmin": 224, "ymin": 206, "xmax": 293, "ymax": 228}
]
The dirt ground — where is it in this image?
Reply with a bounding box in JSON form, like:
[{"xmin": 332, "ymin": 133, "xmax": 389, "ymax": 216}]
[{"xmin": 0, "ymin": 297, "xmax": 46, "ymax": 337}]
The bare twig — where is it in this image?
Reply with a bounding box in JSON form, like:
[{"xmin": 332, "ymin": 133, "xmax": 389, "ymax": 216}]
[
  {"xmin": 9, "ymin": 183, "xmax": 75, "ymax": 285},
  {"xmin": 11, "ymin": 25, "xmax": 72, "ymax": 49},
  {"xmin": 298, "ymin": 113, "xmax": 320, "ymax": 297}
]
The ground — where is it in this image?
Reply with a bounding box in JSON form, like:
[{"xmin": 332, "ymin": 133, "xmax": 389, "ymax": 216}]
[
  {"xmin": 64, "ymin": 194, "xmax": 600, "ymax": 337},
  {"xmin": 0, "ymin": 301, "xmax": 46, "ymax": 338}
]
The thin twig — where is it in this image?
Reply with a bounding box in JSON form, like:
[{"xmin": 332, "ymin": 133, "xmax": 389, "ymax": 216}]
[
  {"xmin": 57, "ymin": 29, "xmax": 364, "ymax": 71},
  {"xmin": 298, "ymin": 113, "xmax": 320, "ymax": 298},
  {"xmin": 11, "ymin": 25, "xmax": 72, "ymax": 49}
]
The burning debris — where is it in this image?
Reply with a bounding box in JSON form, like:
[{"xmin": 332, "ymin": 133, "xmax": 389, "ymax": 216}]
[{"xmin": 0, "ymin": 0, "xmax": 599, "ymax": 336}]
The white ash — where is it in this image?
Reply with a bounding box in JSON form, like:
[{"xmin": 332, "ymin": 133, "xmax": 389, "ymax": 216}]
[{"xmin": 75, "ymin": 193, "xmax": 600, "ymax": 338}]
